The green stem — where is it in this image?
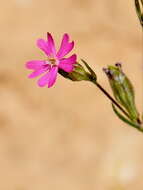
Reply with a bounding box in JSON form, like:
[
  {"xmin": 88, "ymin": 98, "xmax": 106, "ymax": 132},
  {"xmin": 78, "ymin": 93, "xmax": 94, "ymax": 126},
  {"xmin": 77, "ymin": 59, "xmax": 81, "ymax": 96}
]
[
  {"xmin": 135, "ymin": 0, "xmax": 143, "ymax": 27},
  {"xmin": 92, "ymin": 80, "xmax": 132, "ymax": 120}
]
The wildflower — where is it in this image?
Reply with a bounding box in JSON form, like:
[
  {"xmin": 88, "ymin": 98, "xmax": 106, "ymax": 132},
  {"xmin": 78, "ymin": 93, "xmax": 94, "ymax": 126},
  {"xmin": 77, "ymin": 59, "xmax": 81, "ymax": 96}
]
[{"xmin": 26, "ymin": 33, "xmax": 77, "ymax": 88}]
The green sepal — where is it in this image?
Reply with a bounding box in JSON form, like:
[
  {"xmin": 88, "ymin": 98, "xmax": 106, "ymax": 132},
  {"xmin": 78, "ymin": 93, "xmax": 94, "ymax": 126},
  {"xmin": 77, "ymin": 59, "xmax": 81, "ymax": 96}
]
[
  {"xmin": 58, "ymin": 62, "xmax": 91, "ymax": 82},
  {"xmin": 81, "ymin": 59, "xmax": 97, "ymax": 81}
]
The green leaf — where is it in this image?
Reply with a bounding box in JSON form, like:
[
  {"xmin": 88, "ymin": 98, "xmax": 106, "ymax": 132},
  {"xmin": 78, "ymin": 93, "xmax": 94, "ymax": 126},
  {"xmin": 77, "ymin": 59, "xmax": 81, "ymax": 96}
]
[{"xmin": 112, "ymin": 103, "xmax": 143, "ymax": 131}]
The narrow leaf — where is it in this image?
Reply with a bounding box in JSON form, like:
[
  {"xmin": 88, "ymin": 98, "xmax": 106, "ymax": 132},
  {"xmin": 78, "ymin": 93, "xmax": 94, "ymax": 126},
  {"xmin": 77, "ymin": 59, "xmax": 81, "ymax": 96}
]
[
  {"xmin": 112, "ymin": 103, "xmax": 143, "ymax": 131},
  {"xmin": 135, "ymin": 0, "xmax": 143, "ymax": 27}
]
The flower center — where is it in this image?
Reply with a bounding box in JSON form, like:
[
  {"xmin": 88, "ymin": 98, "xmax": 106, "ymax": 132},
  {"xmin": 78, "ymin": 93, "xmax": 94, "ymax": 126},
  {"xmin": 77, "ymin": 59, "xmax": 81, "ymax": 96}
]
[{"xmin": 48, "ymin": 58, "xmax": 57, "ymax": 65}]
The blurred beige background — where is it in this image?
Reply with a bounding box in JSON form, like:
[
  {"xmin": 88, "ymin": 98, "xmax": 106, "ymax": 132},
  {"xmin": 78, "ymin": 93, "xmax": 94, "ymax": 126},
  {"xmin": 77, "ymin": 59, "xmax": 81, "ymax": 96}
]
[{"xmin": 0, "ymin": 0, "xmax": 143, "ymax": 189}]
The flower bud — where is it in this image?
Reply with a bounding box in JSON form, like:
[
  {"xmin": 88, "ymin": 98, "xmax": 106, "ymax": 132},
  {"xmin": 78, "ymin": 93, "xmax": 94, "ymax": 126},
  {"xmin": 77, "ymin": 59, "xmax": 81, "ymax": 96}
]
[{"xmin": 103, "ymin": 63, "xmax": 140, "ymax": 122}]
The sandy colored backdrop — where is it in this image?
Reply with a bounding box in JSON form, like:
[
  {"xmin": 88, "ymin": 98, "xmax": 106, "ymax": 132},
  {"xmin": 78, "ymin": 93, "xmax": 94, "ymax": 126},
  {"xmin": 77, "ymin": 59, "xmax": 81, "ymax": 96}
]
[{"xmin": 0, "ymin": 0, "xmax": 142, "ymax": 189}]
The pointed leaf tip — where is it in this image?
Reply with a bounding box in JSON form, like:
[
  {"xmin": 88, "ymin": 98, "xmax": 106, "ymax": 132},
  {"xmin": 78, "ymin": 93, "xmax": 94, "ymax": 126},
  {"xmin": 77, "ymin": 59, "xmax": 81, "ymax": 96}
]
[{"xmin": 81, "ymin": 59, "xmax": 97, "ymax": 81}]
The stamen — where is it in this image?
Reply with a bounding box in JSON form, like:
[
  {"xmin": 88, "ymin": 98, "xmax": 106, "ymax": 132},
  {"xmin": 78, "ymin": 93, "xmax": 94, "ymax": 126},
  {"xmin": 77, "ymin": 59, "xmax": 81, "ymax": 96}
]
[{"xmin": 48, "ymin": 58, "xmax": 56, "ymax": 65}]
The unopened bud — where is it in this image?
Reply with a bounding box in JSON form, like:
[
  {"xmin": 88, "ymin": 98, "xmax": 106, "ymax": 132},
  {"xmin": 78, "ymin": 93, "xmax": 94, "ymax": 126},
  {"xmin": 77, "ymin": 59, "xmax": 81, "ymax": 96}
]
[{"xmin": 103, "ymin": 63, "xmax": 140, "ymax": 123}]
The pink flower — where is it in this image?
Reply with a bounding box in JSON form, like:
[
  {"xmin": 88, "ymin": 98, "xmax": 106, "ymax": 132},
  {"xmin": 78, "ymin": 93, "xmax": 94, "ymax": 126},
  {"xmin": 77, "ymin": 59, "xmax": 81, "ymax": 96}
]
[{"xmin": 26, "ymin": 33, "xmax": 77, "ymax": 88}]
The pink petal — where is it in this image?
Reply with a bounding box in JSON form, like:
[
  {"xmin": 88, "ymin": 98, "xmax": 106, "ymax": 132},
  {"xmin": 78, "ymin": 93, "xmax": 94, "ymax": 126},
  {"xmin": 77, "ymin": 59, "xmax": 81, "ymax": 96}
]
[
  {"xmin": 47, "ymin": 33, "xmax": 56, "ymax": 56},
  {"xmin": 28, "ymin": 69, "xmax": 46, "ymax": 78},
  {"xmin": 59, "ymin": 54, "xmax": 77, "ymax": 64},
  {"xmin": 47, "ymin": 66, "xmax": 58, "ymax": 88},
  {"xmin": 57, "ymin": 33, "xmax": 74, "ymax": 58},
  {"xmin": 56, "ymin": 33, "xmax": 69, "ymax": 56},
  {"xmin": 26, "ymin": 60, "xmax": 46, "ymax": 70},
  {"xmin": 58, "ymin": 54, "xmax": 76, "ymax": 72},
  {"xmin": 37, "ymin": 72, "xmax": 50, "ymax": 87},
  {"xmin": 58, "ymin": 63, "xmax": 74, "ymax": 72},
  {"xmin": 38, "ymin": 66, "xmax": 58, "ymax": 88},
  {"xmin": 37, "ymin": 39, "xmax": 52, "ymax": 56}
]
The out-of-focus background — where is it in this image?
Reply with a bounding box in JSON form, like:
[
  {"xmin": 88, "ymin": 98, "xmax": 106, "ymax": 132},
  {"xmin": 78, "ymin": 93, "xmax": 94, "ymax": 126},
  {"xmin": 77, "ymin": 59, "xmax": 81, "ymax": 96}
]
[{"xmin": 0, "ymin": 0, "xmax": 142, "ymax": 189}]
